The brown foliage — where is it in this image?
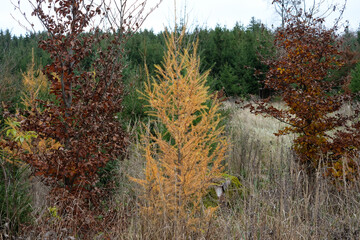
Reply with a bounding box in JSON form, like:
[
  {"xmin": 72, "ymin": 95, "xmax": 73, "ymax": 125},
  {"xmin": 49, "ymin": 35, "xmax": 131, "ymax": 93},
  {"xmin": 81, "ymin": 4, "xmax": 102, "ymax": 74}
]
[
  {"xmin": 249, "ymin": 13, "xmax": 360, "ymax": 183},
  {"xmin": 16, "ymin": 0, "xmax": 129, "ymax": 201},
  {"xmin": 1, "ymin": 0, "xmax": 162, "ymax": 236}
]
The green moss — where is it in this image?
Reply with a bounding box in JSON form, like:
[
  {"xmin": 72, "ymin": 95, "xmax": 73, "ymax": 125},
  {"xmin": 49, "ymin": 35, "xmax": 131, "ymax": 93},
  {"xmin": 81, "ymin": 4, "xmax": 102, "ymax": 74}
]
[{"xmin": 203, "ymin": 173, "xmax": 247, "ymax": 208}]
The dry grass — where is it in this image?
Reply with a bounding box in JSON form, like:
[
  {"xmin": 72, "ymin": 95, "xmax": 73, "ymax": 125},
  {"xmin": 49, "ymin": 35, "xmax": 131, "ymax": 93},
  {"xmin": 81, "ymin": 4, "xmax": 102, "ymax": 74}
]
[
  {"xmin": 119, "ymin": 101, "xmax": 360, "ymax": 239},
  {"xmin": 16, "ymin": 101, "xmax": 360, "ymax": 239},
  {"xmin": 212, "ymin": 101, "xmax": 360, "ymax": 240}
]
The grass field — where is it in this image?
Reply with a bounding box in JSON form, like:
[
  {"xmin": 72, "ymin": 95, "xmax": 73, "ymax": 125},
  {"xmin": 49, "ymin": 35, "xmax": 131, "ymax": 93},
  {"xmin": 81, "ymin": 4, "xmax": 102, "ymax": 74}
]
[
  {"xmin": 12, "ymin": 101, "xmax": 360, "ymax": 239},
  {"xmin": 117, "ymin": 101, "xmax": 360, "ymax": 239}
]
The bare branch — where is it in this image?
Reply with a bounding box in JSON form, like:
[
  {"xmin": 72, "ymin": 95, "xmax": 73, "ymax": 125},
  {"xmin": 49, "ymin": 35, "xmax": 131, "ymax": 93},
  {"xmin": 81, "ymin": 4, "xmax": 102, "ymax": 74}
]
[{"xmin": 272, "ymin": 0, "xmax": 347, "ymax": 29}]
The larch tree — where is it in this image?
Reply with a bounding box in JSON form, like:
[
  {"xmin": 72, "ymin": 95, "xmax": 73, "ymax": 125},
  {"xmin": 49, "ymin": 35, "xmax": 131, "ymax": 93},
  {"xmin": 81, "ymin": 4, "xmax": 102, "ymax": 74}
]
[{"xmin": 132, "ymin": 28, "xmax": 228, "ymax": 238}]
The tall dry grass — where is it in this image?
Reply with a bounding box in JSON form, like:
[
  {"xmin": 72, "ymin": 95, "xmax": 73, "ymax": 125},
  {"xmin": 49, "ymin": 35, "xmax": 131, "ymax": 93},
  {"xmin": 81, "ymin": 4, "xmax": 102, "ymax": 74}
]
[
  {"xmin": 118, "ymin": 101, "xmax": 360, "ymax": 239},
  {"xmin": 211, "ymin": 101, "xmax": 360, "ymax": 239},
  {"xmin": 16, "ymin": 101, "xmax": 360, "ymax": 239}
]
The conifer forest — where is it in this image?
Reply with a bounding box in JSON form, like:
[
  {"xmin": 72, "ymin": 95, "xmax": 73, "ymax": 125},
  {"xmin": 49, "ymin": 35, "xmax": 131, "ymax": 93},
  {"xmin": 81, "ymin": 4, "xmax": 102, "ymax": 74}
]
[{"xmin": 1, "ymin": 0, "xmax": 360, "ymax": 239}]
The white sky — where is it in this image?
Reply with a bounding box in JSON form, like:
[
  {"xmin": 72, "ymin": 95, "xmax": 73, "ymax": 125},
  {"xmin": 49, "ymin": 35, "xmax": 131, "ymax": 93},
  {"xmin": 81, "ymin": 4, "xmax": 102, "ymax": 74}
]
[{"xmin": 1, "ymin": 0, "xmax": 359, "ymax": 36}]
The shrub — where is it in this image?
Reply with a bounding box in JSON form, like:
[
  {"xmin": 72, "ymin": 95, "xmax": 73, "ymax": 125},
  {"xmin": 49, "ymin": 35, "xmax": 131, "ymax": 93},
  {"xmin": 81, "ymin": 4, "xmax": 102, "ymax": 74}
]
[
  {"xmin": 0, "ymin": 119, "xmax": 35, "ymax": 238},
  {"xmin": 0, "ymin": 161, "xmax": 33, "ymax": 239}
]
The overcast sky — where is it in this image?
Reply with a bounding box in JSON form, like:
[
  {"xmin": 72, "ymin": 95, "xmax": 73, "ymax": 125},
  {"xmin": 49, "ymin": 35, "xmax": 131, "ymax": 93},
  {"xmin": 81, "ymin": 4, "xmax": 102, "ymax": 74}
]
[{"xmin": 1, "ymin": 0, "xmax": 359, "ymax": 36}]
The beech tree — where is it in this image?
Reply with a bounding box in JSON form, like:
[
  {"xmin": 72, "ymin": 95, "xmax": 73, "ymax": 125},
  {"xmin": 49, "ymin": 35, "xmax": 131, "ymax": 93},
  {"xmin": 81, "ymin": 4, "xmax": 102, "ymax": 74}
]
[
  {"xmin": 0, "ymin": 0, "xmax": 163, "ymax": 236},
  {"xmin": 8, "ymin": 0, "xmax": 161, "ymax": 202},
  {"xmin": 250, "ymin": 13, "xmax": 360, "ymax": 183}
]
